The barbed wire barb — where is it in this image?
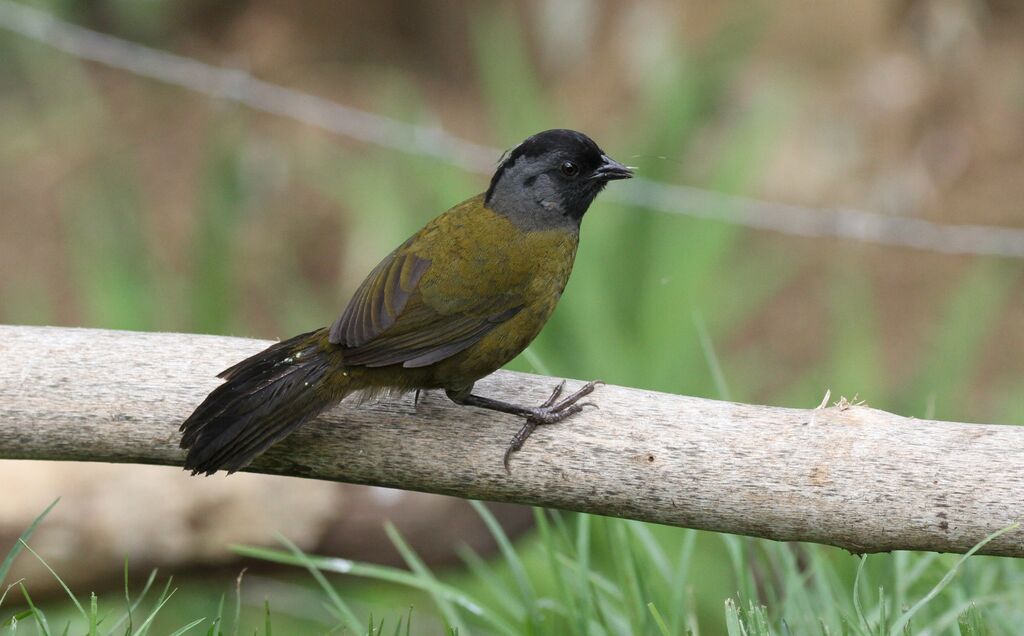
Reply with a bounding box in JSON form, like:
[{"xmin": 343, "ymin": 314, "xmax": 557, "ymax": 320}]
[{"xmin": 1, "ymin": 0, "xmax": 1023, "ymax": 258}]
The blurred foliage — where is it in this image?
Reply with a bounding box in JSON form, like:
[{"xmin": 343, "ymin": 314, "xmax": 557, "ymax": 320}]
[
  {"xmin": 5, "ymin": 502, "xmax": 1024, "ymax": 634},
  {"xmin": 2, "ymin": 0, "xmax": 1024, "ymax": 634}
]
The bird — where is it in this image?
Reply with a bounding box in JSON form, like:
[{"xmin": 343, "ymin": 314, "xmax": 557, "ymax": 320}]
[{"xmin": 180, "ymin": 128, "xmax": 633, "ymax": 475}]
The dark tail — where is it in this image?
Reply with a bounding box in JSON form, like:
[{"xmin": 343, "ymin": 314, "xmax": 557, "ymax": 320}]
[{"xmin": 180, "ymin": 328, "xmax": 341, "ymax": 475}]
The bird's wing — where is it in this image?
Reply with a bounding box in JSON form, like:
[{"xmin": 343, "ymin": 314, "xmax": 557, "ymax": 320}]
[
  {"xmin": 328, "ymin": 197, "xmax": 526, "ymax": 368},
  {"xmin": 328, "ymin": 247, "xmax": 431, "ymax": 349}
]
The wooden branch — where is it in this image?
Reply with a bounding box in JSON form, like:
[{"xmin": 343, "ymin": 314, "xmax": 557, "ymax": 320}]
[{"xmin": 1, "ymin": 325, "xmax": 1021, "ymax": 557}]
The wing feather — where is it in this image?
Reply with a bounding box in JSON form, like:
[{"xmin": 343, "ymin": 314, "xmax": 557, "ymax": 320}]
[
  {"xmin": 329, "ymin": 250, "xmax": 430, "ymax": 347},
  {"xmin": 327, "ymin": 226, "xmax": 523, "ymax": 369},
  {"xmin": 329, "ymin": 197, "xmax": 536, "ymax": 366},
  {"xmin": 342, "ymin": 305, "xmax": 521, "ymax": 367}
]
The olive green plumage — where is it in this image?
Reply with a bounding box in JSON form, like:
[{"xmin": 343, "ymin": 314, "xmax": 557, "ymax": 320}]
[{"xmin": 180, "ymin": 129, "xmax": 632, "ymax": 475}]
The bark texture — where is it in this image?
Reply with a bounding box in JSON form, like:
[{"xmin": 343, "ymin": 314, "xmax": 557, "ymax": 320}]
[{"xmin": 1, "ymin": 325, "xmax": 1021, "ymax": 557}]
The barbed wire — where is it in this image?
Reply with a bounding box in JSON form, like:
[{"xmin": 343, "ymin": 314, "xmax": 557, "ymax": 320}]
[{"xmin": 2, "ymin": 0, "xmax": 1023, "ymax": 258}]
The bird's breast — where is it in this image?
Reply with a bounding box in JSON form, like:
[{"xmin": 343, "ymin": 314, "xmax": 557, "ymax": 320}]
[{"xmin": 428, "ymin": 212, "xmax": 580, "ymax": 386}]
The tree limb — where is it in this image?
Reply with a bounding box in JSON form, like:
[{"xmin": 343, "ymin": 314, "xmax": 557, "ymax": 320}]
[{"xmin": 1, "ymin": 325, "xmax": 1021, "ymax": 557}]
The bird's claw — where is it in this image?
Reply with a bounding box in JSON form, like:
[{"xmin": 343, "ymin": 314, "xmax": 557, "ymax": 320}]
[
  {"xmin": 503, "ymin": 420, "xmax": 537, "ymax": 472},
  {"xmin": 540, "ymin": 380, "xmax": 566, "ymax": 408},
  {"xmin": 503, "ymin": 379, "xmax": 603, "ymax": 473}
]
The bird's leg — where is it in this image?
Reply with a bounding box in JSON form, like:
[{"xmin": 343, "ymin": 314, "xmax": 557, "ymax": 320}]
[{"xmin": 446, "ymin": 380, "xmax": 603, "ymax": 471}]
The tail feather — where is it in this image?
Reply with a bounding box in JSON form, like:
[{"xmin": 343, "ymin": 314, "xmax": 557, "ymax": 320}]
[{"xmin": 180, "ymin": 329, "xmax": 343, "ymax": 475}]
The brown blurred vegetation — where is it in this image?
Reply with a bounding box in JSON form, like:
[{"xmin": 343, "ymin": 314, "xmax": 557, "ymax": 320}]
[
  {"xmin": 3, "ymin": 0, "xmax": 1023, "ymax": 379},
  {"xmin": 1, "ymin": 0, "xmax": 1023, "ymax": 610}
]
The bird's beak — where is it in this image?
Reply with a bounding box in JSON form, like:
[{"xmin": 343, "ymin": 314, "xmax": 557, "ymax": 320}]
[{"xmin": 591, "ymin": 155, "xmax": 634, "ymax": 182}]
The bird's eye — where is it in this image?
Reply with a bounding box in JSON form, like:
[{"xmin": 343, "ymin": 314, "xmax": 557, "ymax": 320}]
[{"xmin": 560, "ymin": 161, "xmax": 580, "ymax": 178}]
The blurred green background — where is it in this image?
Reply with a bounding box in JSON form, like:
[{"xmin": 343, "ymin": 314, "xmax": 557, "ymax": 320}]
[{"xmin": 2, "ymin": 0, "xmax": 1024, "ymax": 634}]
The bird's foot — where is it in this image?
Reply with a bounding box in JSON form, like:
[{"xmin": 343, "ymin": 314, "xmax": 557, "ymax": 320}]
[{"xmin": 503, "ymin": 380, "xmax": 603, "ymax": 472}]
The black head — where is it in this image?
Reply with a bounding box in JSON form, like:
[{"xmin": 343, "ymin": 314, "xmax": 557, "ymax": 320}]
[{"xmin": 484, "ymin": 129, "xmax": 632, "ymax": 230}]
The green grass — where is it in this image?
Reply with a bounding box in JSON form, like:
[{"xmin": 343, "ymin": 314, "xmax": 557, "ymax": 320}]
[
  {"xmin": 5, "ymin": 501, "xmax": 1024, "ymax": 635},
  {"xmin": 2, "ymin": 1, "xmax": 1024, "ymax": 635}
]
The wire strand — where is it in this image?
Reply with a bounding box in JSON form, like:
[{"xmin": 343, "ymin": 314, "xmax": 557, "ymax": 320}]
[{"xmin": 2, "ymin": 0, "xmax": 1022, "ymax": 258}]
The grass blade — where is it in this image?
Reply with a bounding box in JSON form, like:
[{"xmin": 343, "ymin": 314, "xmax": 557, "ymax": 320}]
[
  {"xmin": 468, "ymin": 501, "xmax": 537, "ymax": 628},
  {"xmin": 455, "ymin": 543, "xmax": 524, "ymax": 621},
  {"xmin": 233, "ymin": 544, "xmax": 514, "ymax": 635},
  {"xmin": 647, "ymin": 602, "xmax": 671, "ymax": 636},
  {"xmin": 890, "ymin": 524, "xmax": 1019, "ymax": 635},
  {"xmin": 167, "ymin": 617, "xmax": 206, "ymax": 636},
  {"xmin": 89, "ymin": 592, "xmax": 98, "ymax": 635},
  {"xmin": 383, "ymin": 522, "xmax": 465, "ymax": 635},
  {"xmin": 20, "ymin": 583, "xmax": 51, "ymax": 636},
  {"xmin": 0, "ymin": 580, "xmax": 25, "ymax": 611},
  {"xmin": 273, "ymin": 535, "xmax": 362, "ymax": 633},
  {"xmin": 852, "ymin": 555, "xmax": 870, "ymax": 634},
  {"xmin": 104, "ymin": 568, "xmax": 158, "ymax": 636},
  {"xmin": 573, "ymin": 513, "xmax": 592, "ymax": 636},
  {"xmin": 133, "ymin": 586, "xmax": 176, "ymax": 636},
  {"xmin": 0, "ymin": 498, "xmax": 59, "ymax": 586},
  {"xmin": 232, "ymin": 569, "xmax": 245, "ymax": 636},
  {"xmin": 532, "ymin": 508, "xmax": 575, "ymax": 626},
  {"xmin": 693, "ymin": 310, "xmax": 731, "ymax": 400},
  {"xmin": 18, "ymin": 540, "xmax": 87, "ymax": 622}
]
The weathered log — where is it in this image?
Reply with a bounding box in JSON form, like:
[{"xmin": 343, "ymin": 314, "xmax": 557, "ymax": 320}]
[{"xmin": 1, "ymin": 325, "xmax": 1021, "ymax": 557}]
